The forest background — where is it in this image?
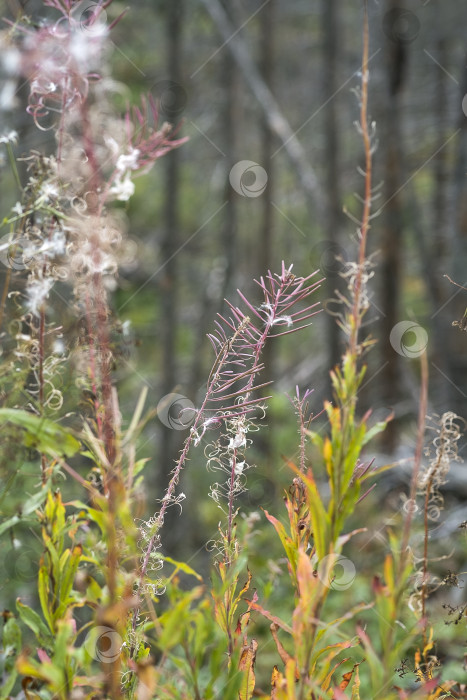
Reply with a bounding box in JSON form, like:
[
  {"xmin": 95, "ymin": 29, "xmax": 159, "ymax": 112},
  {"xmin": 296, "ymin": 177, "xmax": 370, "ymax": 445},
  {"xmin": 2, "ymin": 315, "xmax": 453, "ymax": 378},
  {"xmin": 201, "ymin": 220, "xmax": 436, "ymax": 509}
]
[{"xmin": 0, "ymin": 0, "xmax": 467, "ymax": 686}]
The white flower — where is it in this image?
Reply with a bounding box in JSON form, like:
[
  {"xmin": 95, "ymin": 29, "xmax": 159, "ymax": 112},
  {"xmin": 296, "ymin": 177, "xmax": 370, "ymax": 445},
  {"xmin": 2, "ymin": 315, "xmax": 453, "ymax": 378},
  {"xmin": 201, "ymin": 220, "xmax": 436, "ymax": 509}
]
[
  {"xmin": 39, "ymin": 230, "xmax": 66, "ymax": 257},
  {"xmin": 12, "ymin": 201, "xmax": 23, "ymax": 215},
  {"xmin": 109, "ymin": 172, "xmax": 135, "ymax": 202},
  {"xmin": 0, "ymin": 130, "xmax": 18, "ymax": 145},
  {"xmin": 234, "ymin": 461, "xmax": 245, "ymax": 476},
  {"xmin": 0, "ymin": 81, "xmax": 17, "ymax": 111},
  {"xmin": 38, "ymin": 181, "xmax": 59, "ymax": 202},
  {"xmin": 271, "ymin": 314, "xmax": 293, "ymax": 328},
  {"xmin": 26, "ymin": 277, "xmax": 54, "ymax": 316},
  {"xmin": 104, "ymin": 135, "xmax": 120, "ymax": 156},
  {"xmin": 228, "ymin": 432, "xmax": 246, "ymax": 450},
  {"xmin": 116, "ymin": 148, "xmax": 140, "ymax": 173},
  {"xmin": 53, "ymin": 339, "xmax": 65, "ymax": 355}
]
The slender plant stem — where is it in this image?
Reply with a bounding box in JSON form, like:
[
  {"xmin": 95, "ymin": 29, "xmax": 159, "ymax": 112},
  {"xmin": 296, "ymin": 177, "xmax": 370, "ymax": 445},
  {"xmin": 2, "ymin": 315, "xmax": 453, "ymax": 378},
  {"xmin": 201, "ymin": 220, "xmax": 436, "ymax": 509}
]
[{"xmin": 349, "ymin": 0, "xmax": 371, "ymax": 359}]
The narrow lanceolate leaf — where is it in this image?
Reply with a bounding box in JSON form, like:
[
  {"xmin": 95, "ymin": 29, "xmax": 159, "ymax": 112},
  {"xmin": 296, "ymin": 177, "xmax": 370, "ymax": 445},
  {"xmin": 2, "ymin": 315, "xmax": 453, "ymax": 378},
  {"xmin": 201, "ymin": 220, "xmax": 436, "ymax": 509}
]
[
  {"xmin": 16, "ymin": 599, "xmax": 53, "ymax": 648},
  {"xmin": 56, "ymin": 545, "xmax": 83, "ymax": 618},
  {"xmin": 262, "ymin": 509, "xmax": 297, "ymax": 576},
  {"xmin": 38, "ymin": 561, "xmax": 54, "ymax": 633},
  {"xmin": 246, "ymin": 602, "xmax": 292, "ymax": 635},
  {"xmin": 0, "ymin": 486, "xmax": 50, "ymax": 537},
  {"xmin": 351, "ymin": 664, "xmax": 361, "ymax": 699},
  {"xmin": 0, "ymin": 409, "xmax": 80, "ymax": 457},
  {"xmin": 238, "ymin": 639, "xmax": 258, "ymax": 700},
  {"xmin": 321, "ymin": 657, "xmax": 350, "ymax": 692}
]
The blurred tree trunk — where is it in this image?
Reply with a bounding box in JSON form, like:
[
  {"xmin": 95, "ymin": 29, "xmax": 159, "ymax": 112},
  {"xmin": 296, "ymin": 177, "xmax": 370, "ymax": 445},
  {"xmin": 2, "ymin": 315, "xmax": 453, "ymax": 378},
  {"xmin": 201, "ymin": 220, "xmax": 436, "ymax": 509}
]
[
  {"xmin": 257, "ymin": 0, "xmax": 275, "ymax": 463},
  {"xmin": 159, "ymin": 0, "xmax": 183, "ymax": 545},
  {"xmin": 259, "ymin": 0, "xmax": 275, "ymax": 280},
  {"xmin": 322, "ymin": 0, "xmax": 341, "ymax": 376},
  {"xmin": 219, "ymin": 0, "xmax": 241, "ymax": 306},
  {"xmin": 380, "ymin": 0, "xmax": 406, "ymax": 452}
]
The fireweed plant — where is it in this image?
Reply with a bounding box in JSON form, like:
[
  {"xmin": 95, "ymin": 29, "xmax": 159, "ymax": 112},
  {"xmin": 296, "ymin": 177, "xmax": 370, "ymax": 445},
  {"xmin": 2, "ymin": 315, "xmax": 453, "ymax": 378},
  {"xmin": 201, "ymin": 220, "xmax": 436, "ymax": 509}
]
[{"xmin": 0, "ymin": 2, "xmax": 465, "ymax": 699}]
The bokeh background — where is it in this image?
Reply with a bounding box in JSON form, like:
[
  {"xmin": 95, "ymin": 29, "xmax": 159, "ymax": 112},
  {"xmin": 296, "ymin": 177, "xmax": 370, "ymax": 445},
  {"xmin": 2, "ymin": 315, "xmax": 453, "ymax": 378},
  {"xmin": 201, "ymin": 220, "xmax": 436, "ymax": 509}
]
[{"xmin": 1, "ymin": 2, "xmax": 467, "ymax": 681}]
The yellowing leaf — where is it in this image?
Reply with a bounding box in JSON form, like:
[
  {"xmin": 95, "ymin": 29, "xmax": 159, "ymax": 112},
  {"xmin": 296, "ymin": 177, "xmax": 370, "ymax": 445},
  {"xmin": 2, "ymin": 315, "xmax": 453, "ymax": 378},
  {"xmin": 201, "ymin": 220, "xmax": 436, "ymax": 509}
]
[
  {"xmin": 323, "ymin": 437, "xmax": 332, "ymax": 463},
  {"xmin": 383, "ymin": 554, "xmax": 395, "ymax": 594},
  {"xmin": 351, "ymin": 664, "xmax": 361, "ymax": 699},
  {"xmin": 247, "ymin": 602, "xmax": 292, "ymax": 635},
  {"xmin": 238, "ymin": 639, "xmax": 258, "ymax": 700}
]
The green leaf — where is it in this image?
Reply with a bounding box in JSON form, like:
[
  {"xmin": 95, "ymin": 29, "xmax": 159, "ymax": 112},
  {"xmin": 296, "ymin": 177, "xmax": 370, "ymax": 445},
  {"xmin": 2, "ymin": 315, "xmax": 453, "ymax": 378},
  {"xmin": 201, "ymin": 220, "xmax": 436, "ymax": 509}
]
[
  {"xmin": 1, "ymin": 617, "xmax": 21, "ymax": 698},
  {"xmin": 0, "ymin": 669, "xmax": 17, "ymax": 700},
  {"xmin": 163, "ymin": 556, "xmax": 203, "ymax": 581},
  {"xmin": 52, "ymin": 619, "xmax": 74, "ymax": 670},
  {"xmin": 38, "ymin": 561, "xmax": 54, "ymax": 633},
  {"xmin": 157, "ymin": 587, "xmax": 203, "ymax": 651},
  {"xmin": 262, "ymin": 509, "xmax": 298, "ymax": 576},
  {"xmin": 56, "ymin": 545, "xmax": 82, "ymax": 618},
  {"xmin": 2, "ymin": 617, "xmax": 21, "ymax": 671},
  {"xmin": 0, "ymin": 472, "xmax": 17, "ymax": 508},
  {"xmin": 16, "ymin": 599, "xmax": 53, "ymax": 647},
  {"xmin": 0, "ymin": 486, "xmax": 49, "ymax": 537},
  {"xmin": 0, "ymin": 409, "xmax": 80, "ymax": 457},
  {"xmin": 361, "ymin": 419, "xmax": 388, "ymax": 446}
]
